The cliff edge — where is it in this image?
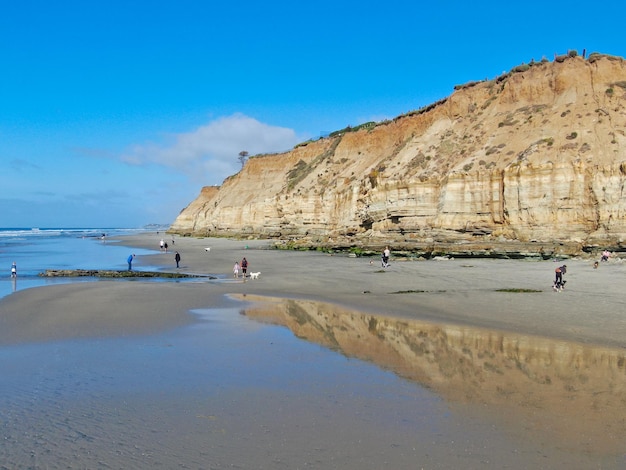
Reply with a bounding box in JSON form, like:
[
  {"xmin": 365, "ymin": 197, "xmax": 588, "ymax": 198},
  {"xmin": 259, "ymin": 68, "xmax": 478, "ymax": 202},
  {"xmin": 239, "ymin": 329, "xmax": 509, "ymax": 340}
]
[{"xmin": 170, "ymin": 53, "xmax": 626, "ymax": 257}]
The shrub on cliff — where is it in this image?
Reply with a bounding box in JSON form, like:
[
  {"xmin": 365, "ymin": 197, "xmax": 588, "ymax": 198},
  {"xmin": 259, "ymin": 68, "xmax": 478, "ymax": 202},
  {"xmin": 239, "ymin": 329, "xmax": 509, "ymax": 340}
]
[{"xmin": 511, "ymin": 64, "xmax": 531, "ymax": 73}]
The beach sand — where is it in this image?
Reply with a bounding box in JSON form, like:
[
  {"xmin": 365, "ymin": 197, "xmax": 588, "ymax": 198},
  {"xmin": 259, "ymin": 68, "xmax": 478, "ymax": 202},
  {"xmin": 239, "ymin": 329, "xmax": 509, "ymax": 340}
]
[
  {"xmin": 1, "ymin": 233, "xmax": 625, "ymax": 468},
  {"xmin": 120, "ymin": 233, "xmax": 626, "ymax": 347}
]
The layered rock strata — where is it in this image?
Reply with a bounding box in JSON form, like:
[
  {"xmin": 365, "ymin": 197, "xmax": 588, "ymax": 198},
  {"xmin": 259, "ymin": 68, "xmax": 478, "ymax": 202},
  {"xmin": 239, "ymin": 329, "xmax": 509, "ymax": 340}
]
[{"xmin": 170, "ymin": 54, "xmax": 626, "ymax": 257}]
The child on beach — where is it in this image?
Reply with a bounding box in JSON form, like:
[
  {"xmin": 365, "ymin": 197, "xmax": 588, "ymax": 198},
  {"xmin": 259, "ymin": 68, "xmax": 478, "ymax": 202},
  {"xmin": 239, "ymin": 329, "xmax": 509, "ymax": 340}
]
[
  {"xmin": 241, "ymin": 257, "xmax": 248, "ymax": 278},
  {"xmin": 233, "ymin": 261, "xmax": 240, "ymax": 278},
  {"xmin": 11, "ymin": 262, "xmax": 16, "ymax": 278}
]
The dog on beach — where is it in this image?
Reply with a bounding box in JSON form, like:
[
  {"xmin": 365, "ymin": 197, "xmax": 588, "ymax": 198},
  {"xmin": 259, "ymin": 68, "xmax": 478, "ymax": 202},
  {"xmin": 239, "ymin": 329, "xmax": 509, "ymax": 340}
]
[
  {"xmin": 249, "ymin": 272, "xmax": 261, "ymax": 279},
  {"xmin": 204, "ymin": 247, "xmax": 211, "ymax": 252},
  {"xmin": 552, "ymin": 280, "xmax": 567, "ymax": 292}
]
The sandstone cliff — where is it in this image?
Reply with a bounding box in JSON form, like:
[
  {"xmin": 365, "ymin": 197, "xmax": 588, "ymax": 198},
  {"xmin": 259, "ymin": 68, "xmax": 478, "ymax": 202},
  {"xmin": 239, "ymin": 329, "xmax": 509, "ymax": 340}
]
[{"xmin": 170, "ymin": 53, "xmax": 626, "ymax": 257}]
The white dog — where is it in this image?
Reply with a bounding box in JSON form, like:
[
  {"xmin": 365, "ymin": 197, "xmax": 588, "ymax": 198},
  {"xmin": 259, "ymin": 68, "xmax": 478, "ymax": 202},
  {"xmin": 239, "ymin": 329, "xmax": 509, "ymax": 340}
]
[{"xmin": 249, "ymin": 272, "xmax": 261, "ymax": 279}]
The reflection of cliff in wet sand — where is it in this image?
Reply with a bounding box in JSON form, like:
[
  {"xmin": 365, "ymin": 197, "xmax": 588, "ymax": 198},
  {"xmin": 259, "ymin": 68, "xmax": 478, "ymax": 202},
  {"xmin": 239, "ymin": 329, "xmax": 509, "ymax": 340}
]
[{"xmin": 239, "ymin": 294, "xmax": 626, "ymax": 455}]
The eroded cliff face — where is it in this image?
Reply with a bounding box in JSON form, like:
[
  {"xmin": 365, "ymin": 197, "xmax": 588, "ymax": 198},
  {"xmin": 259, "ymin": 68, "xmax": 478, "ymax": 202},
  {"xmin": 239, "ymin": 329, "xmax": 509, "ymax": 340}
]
[{"xmin": 170, "ymin": 54, "xmax": 626, "ymax": 256}]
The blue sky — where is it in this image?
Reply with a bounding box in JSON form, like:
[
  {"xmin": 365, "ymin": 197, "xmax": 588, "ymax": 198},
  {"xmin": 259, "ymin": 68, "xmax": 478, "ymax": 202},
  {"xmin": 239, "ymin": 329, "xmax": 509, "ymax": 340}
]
[{"xmin": 1, "ymin": 1, "xmax": 623, "ymax": 228}]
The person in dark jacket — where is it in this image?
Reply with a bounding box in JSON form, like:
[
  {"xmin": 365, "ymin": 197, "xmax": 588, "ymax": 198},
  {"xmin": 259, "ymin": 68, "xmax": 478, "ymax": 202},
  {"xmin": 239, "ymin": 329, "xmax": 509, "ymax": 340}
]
[
  {"xmin": 554, "ymin": 264, "xmax": 567, "ymax": 290},
  {"xmin": 175, "ymin": 252, "xmax": 181, "ymax": 268},
  {"xmin": 382, "ymin": 246, "xmax": 390, "ymax": 268}
]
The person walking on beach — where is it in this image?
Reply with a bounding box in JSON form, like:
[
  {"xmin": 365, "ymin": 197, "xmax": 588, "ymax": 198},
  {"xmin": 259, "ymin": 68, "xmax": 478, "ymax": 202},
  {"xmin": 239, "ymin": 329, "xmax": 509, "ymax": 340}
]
[
  {"xmin": 233, "ymin": 261, "xmax": 240, "ymax": 278},
  {"xmin": 382, "ymin": 246, "xmax": 390, "ymax": 268},
  {"xmin": 11, "ymin": 261, "xmax": 17, "ymax": 278},
  {"xmin": 127, "ymin": 254, "xmax": 135, "ymax": 271},
  {"xmin": 175, "ymin": 252, "xmax": 181, "ymax": 268},
  {"xmin": 241, "ymin": 257, "xmax": 248, "ymax": 278},
  {"xmin": 554, "ymin": 264, "xmax": 566, "ymax": 290},
  {"xmin": 160, "ymin": 239, "xmax": 165, "ymax": 251}
]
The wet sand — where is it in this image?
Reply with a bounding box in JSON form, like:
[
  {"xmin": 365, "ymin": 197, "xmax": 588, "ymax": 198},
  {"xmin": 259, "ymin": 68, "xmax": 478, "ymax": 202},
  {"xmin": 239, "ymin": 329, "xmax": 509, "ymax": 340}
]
[{"xmin": 1, "ymin": 233, "xmax": 625, "ymax": 468}]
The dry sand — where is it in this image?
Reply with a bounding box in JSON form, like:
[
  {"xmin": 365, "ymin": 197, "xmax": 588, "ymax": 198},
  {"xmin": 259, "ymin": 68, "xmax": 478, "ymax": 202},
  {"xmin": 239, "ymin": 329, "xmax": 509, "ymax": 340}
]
[
  {"xmin": 119, "ymin": 233, "xmax": 626, "ymax": 347},
  {"xmin": 1, "ymin": 232, "xmax": 625, "ymax": 469}
]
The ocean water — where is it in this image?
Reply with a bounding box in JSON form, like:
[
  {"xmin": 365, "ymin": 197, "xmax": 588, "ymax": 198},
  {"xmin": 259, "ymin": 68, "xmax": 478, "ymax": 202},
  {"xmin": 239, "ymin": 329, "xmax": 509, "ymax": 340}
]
[{"xmin": 0, "ymin": 227, "xmax": 159, "ymax": 299}]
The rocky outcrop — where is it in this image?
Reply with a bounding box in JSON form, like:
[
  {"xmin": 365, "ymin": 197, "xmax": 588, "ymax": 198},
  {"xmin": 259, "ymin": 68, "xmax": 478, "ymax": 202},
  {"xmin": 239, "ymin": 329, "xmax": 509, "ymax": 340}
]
[
  {"xmin": 169, "ymin": 53, "xmax": 626, "ymax": 256},
  {"xmin": 39, "ymin": 269, "xmax": 209, "ymax": 278}
]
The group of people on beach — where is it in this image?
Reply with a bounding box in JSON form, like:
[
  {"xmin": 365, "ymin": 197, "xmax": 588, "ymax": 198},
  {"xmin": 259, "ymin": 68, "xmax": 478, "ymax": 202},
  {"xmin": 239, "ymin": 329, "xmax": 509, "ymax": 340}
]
[
  {"xmin": 127, "ymin": 242, "xmax": 247, "ymax": 276},
  {"xmin": 154, "ymin": 237, "xmax": 181, "ymax": 268},
  {"xmin": 233, "ymin": 257, "xmax": 248, "ymax": 279},
  {"xmin": 552, "ymin": 248, "xmax": 616, "ymax": 291},
  {"xmin": 116, "ymin": 241, "xmax": 616, "ymax": 293},
  {"xmin": 127, "ymin": 250, "xmax": 180, "ymax": 271},
  {"xmin": 159, "ymin": 239, "xmax": 182, "ymax": 267},
  {"xmin": 591, "ymin": 249, "xmax": 614, "ymax": 269},
  {"xmin": 376, "ymin": 244, "xmax": 618, "ymax": 294}
]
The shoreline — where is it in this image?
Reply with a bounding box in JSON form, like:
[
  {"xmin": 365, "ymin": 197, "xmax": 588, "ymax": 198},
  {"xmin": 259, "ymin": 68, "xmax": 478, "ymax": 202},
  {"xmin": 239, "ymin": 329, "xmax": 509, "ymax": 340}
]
[
  {"xmin": 2, "ymin": 231, "xmax": 626, "ymax": 347},
  {"xmin": 108, "ymin": 232, "xmax": 626, "ymax": 348}
]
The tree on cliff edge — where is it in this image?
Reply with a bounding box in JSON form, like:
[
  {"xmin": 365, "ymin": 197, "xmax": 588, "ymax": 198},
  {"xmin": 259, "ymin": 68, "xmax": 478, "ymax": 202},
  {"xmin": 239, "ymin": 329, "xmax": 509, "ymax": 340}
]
[{"xmin": 238, "ymin": 151, "xmax": 249, "ymax": 169}]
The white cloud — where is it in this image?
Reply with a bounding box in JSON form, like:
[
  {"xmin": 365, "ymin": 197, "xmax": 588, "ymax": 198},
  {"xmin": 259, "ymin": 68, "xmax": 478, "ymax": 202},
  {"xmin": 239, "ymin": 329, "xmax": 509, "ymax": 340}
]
[{"xmin": 121, "ymin": 114, "xmax": 302, "ymax": 184}]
